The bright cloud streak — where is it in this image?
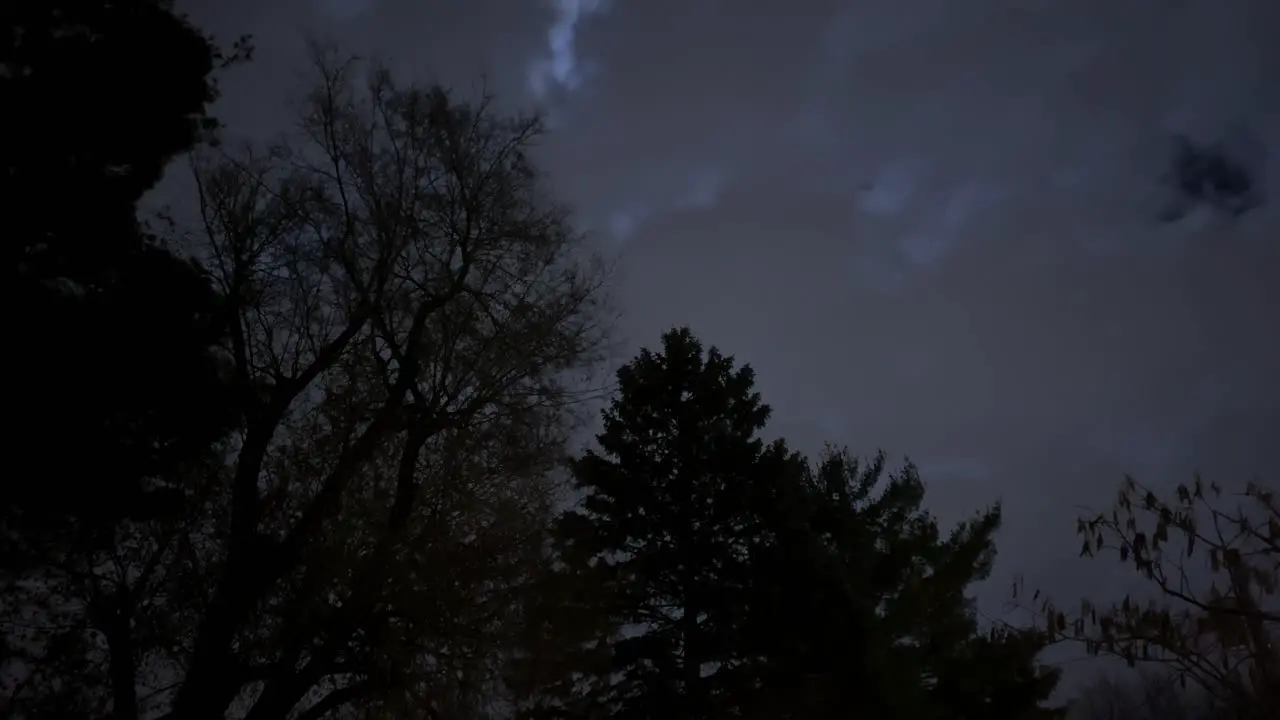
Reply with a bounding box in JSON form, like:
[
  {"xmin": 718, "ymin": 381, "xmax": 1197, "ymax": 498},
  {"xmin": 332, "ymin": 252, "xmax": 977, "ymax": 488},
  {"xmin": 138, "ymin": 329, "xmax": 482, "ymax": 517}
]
[{"xmin": 528, "ymin": 0, "xmax": 608, "ymax": 99}]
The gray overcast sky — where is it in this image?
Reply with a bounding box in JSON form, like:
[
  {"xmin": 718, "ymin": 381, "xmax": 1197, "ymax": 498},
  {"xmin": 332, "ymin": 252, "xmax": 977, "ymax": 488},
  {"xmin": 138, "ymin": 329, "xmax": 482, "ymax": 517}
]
[{"xmin": 174, "ymin": 0, "xmax": 1278, "ymax": 681}]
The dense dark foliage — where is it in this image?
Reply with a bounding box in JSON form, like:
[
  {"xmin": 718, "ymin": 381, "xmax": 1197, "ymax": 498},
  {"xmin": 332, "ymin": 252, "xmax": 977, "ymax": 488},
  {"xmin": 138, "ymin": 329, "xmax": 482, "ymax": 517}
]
[
  {"xmin": 518, "ymin": 329, "xmax": 1063, "ymax": 719},
  {"xmin": 3, "ymin": 0, "xmax": 248, "ymax": 543}
]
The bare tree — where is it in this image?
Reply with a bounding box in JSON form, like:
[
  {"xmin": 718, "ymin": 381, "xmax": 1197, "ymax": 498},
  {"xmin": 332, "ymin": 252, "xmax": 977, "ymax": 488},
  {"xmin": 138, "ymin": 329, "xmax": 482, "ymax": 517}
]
[
  {"xmin": 1015, "ymin": 476, "xmax": 1278, "ymax": 720},
  {"xmin": 2, "ymin": 45, "xmax": 611, "ymax": 720}
]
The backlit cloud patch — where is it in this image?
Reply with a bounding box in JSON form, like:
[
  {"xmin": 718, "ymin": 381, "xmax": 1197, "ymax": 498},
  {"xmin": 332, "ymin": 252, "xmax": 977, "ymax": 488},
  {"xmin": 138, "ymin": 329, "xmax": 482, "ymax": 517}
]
[{"xmin": 528, "ymin": 0, "xmax": 609, "ymax": 99}]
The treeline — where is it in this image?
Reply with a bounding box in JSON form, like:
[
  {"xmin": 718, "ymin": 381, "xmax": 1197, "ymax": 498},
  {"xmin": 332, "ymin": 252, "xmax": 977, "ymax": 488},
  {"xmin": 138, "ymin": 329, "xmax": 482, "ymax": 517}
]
[{"xmin": 2, "ymin": 3, "xmax": 1275, "ymax": 719}]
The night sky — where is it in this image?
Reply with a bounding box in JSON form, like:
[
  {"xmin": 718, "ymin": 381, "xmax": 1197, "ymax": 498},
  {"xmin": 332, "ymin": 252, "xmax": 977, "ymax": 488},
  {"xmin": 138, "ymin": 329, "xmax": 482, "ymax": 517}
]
[{"xmin": 172, "ymin": 0, "xmax": 1279, "ymax": 683}]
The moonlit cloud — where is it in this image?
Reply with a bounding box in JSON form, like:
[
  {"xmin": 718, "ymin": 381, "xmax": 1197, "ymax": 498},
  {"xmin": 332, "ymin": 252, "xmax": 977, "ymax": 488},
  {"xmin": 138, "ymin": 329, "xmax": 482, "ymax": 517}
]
[
  {"xmin": 589, "ymin": 162, "xmax": 728, "ymax": 246},
  {"xmin": 528, "ymin": 0, "xmax": 609, "ymax": 99},
  {"xmin": 679, "ymin": 166, "xmax": 726, "ymax": 210},
  {"xmin": 857, "ymin": 160, "xmax": 921, "ymax": 217}
]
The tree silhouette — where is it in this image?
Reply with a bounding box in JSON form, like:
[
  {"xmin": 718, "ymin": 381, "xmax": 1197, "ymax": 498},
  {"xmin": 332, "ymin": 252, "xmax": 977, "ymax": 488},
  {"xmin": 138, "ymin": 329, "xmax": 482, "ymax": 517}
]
[
  {"xmin": 754, "ymin": 448, "xmax": 1063, "ymax": 720},
  {"xmin": 2, "ymin": 3, "xmax": 252, "ymax": 716},
  {"xmin": 1, "ymin": 46, "xmax": 610, "ymax": 719},
  {"xmin": 3, "ymin": 0, "xmax": 251, "ymax": 545},
  {"xmin": 522, "ymin": 328, "xmax": 1062, "ymax": 719},
  {"xmin": 521, "ymin": 327, "xmax": 802, "ymax": 718},
  {"xmin": 1020, "ymin": 476, "xmax": 1278, "ymax": 719}
]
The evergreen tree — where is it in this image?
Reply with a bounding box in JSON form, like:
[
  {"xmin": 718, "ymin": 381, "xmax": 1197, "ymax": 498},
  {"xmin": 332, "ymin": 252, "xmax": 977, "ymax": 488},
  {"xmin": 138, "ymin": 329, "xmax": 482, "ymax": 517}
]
[
  {"xmin": 531, "ymin": 327, "xmax": 805, "ymax": 718},
  {"xmin": 524, "ymin": 329, "xmax": 1062, "ymax": 719},
  {"xmin": 750, "ymin": 448, "xmax": 1064, "ymax": 719}
]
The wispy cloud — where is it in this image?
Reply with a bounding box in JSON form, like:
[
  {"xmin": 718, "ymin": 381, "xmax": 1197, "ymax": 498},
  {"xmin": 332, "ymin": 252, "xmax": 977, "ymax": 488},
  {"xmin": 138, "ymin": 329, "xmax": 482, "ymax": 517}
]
[
  {"xmin": 528, "ymin": 0, "xmax": 609, "ymax": 99},
  {"xmin": 857, "ymin": 159, "xmax": 922, "ymax": 217},
  {"xmin": 599, "ymin": 164, "xmax": 726, "ymax": 246}
]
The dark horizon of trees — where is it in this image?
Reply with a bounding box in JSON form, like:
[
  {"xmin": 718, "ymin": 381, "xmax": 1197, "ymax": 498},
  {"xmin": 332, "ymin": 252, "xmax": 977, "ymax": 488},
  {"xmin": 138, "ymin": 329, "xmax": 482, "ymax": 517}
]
[{"xmin": 2, "ymin": 3, "xmax": 1274, "ymax": 719}]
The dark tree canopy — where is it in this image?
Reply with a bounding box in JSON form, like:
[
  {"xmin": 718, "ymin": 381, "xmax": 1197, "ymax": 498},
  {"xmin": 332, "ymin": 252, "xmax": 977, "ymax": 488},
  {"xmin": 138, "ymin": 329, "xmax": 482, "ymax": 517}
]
[
  {"xmin": 2, "ymin": 42, "xmax": 609, "ymax": 719},
  {"xmin": 521, "ymin": 328, "xmax": 1063, "ymax": 720},
  {"xmin": 2, "ymin": 0, "xmax": 237, "ymax": 213},
  {"xmin": 753, "ymin": 449, "xmax": 1063, "ymax": 720},
  {"xmin": 2, "ymin": 0, "xmax": 248, "ymax": 540},
  {"xmin": 527, "ymin": 327, "xmax": 801, "ymax": 718}
]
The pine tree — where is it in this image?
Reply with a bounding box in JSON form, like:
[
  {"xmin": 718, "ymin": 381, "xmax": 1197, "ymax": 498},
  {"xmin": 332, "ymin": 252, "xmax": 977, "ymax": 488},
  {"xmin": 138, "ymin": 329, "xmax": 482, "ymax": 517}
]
[
  {"xmin": 521, "ymin": 329, "xmax": 1062, "ymax": 719},
  {"xmin": 533, "ymin": 327, "xmax": 805, "ymax": 719}
]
